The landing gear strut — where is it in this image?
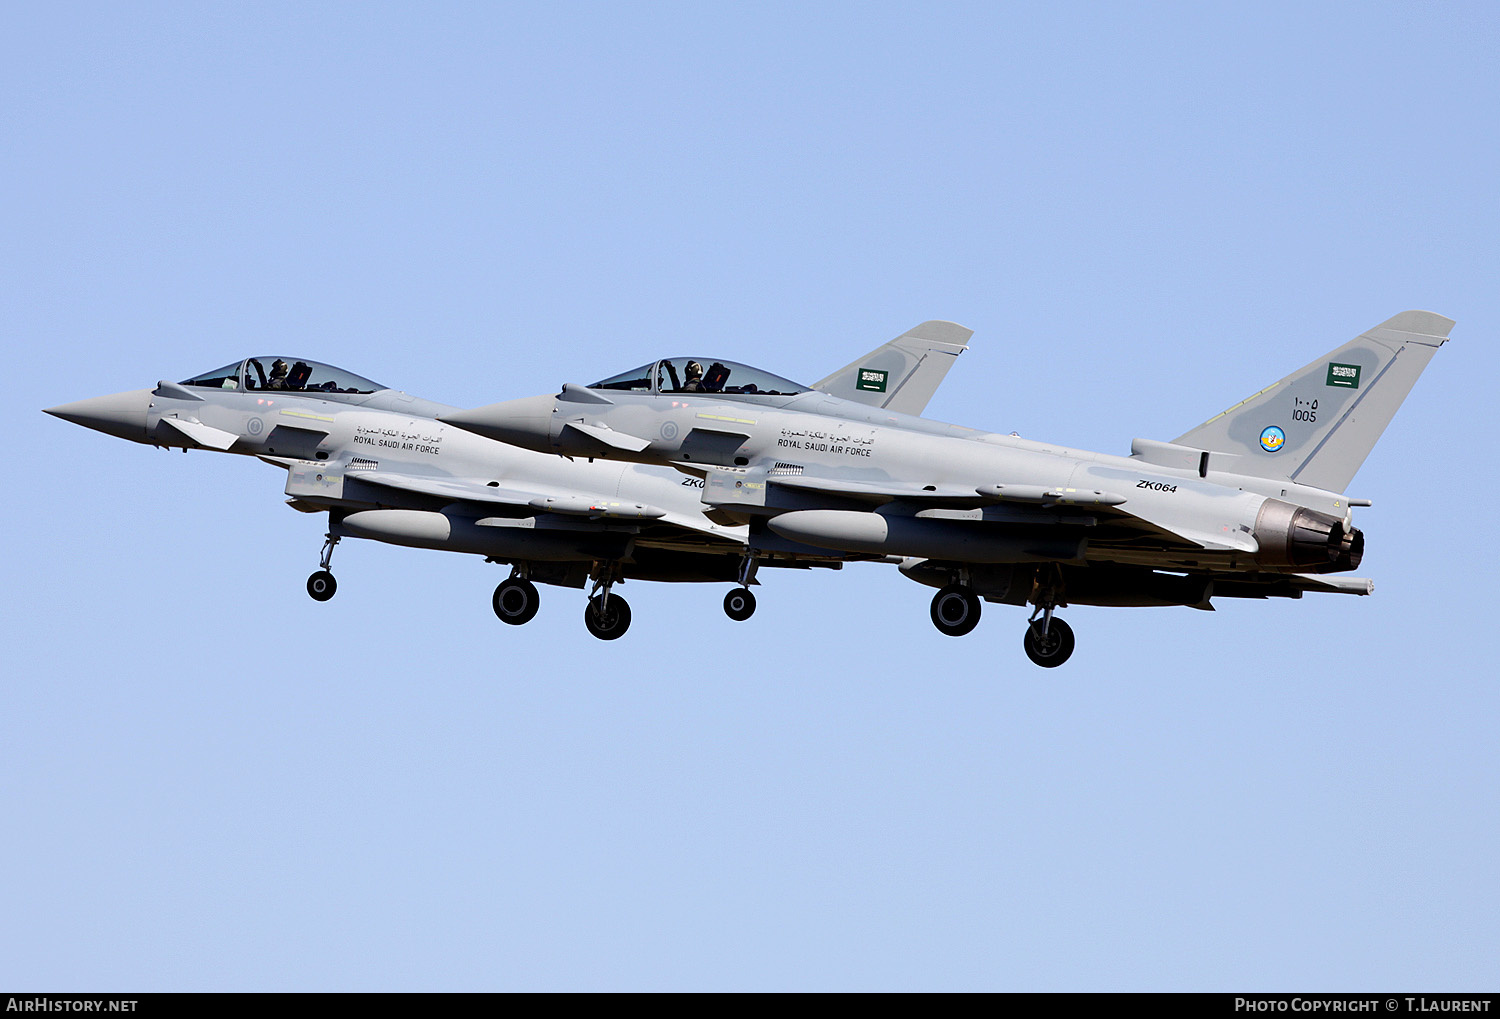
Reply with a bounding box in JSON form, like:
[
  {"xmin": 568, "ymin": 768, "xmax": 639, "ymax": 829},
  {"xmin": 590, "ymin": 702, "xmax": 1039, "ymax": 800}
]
[
  {"xmin": 584, "ymin": 566, "xmax": 631, "ymax": 640},
  {"xmin": 493, "ymin": 572, "xmax": 540, "ymax": 626},
  {"xmin": 1023, "ymin": 606, "xmax": 1075, "ymax": 668},
  {"xmin": 930, "ymin": 584, "xmax": 980, "ymax": 637},
  {"xmin": 724, "ymin": 553, "xmax": 759, "ymax": 621},
  {"xmin": 1020, "ymin": 566, "xmax": 1075, "ymax": 667},
  {"xmin": 307, "ymin": 533, "xmax": 339, "ymax": 602}
]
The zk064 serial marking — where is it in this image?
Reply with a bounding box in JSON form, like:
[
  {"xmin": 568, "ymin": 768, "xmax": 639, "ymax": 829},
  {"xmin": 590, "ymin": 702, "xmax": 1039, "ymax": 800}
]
[{"xmin": 1137, "ymin": 480, "xmax": 1178, "ymax": 492}]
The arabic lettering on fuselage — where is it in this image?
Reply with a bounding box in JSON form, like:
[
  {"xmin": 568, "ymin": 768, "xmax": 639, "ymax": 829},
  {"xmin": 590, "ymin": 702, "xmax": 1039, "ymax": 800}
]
[
  {"xmin": 777, "ymin": 426, "xmax": 875, "ymax": 457},
  {"xmin": 352, "ymin": 423, "xmax": 443, "ymax": 455}
]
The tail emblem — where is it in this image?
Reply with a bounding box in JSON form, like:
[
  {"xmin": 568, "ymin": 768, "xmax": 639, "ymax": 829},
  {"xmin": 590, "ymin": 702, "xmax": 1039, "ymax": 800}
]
[
  {"xmin": 1259, "ymin": 425, "xmax": 1286, "ymax": 453},
  {"xmin": 1326, "ymin": 362, "xmax": 1362, "ymax": 389}
]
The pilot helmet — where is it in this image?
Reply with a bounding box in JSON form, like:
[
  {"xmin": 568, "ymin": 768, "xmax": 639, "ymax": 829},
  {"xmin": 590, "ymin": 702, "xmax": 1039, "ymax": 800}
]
[
  {"xmin": 685, "ymin": 360, "xmax": 703, "ymax": 377},
  {"xmin": 271, "ymin": 359, "xmax": 288, "ymax": 376}
]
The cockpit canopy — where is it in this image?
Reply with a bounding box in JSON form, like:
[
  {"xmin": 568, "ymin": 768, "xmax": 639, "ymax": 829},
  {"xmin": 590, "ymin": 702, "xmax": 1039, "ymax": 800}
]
[
  {"xmin": 589, "ymin": 357, "xmax": 807, "ymax": 397},
  {"xmin": 181, "ymin": 358, "xmax": 385, "ymax": 395}
]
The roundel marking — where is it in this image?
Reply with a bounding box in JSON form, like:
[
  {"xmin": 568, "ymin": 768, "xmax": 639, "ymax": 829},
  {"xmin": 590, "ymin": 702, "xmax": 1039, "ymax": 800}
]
[
  {"xmin": 1259, "ymin": 425, "xmax": 1285, "ymax": 453},
  {"xmin": 246, "ymin": 417, "xmax": 265, "ymax": 436},
  {"xmin": 660, "ymin": 421, "xmax": 679, "ymax": 441}
]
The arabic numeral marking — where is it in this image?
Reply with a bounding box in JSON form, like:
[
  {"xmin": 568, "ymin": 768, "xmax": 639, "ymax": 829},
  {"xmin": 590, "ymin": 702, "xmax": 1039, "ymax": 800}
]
[{"xmin": 1291, "ymin": 408, "xmax": 1317, "ymax": 422}]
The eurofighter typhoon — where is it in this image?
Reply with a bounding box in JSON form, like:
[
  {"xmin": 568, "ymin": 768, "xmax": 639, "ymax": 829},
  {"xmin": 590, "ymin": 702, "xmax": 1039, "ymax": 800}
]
[
  {"xmin": 44, "ymin": 323, "xmax": 971, "ymax": 639},
  {"xmin": 442, "ymin": 312, "xmax": 1453, "ymax": 666}
]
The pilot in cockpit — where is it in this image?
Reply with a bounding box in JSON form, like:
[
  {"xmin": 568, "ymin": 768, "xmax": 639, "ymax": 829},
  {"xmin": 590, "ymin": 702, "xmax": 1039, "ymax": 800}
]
[
  {"xmin": 681, "ymin": 360, "xmax": 705, "ymax": 392},
  {"xmin": 266, "ymin": 359, "xmax": 290, "ymax": 390}
]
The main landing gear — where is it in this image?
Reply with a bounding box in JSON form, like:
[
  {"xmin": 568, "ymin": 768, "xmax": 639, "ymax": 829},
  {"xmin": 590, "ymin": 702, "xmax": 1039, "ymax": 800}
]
[
  {"xmin": 923, "ymin": 578, "xmax": 1078, "ymax": 667},
  {"xmin": 493, "ymin": 573, "xmax": 541, "ymax": 626},
  {"xmin": 723, "ymin": 553, "xmax": 759, "ymax": 621},
  {"xmin": 583, "ymin": 566, "xmax": 631, "ymax": 640},
  {"xmin": 930, "ymin": 585, "xmax": 980, "ymax": 636},
  {"xmin": 485, "ymin": 564, "xmax": 629, "ymax": 638},
  {"xmin": 483, "ymin": 561, "xmax": 631, "ymax": 639},
  {"xmin": 1023, "ymin": 567, "xmax": 1074, "ymax": 667},
  {"xmin": 305, "ymin": 535, "xmax": 762, "ymax": 643},
  {"xmin": 306, "ymin": 533, "xmax": 339, "ymax": 602},
  {"xmin": 1023, "ymin": 608, "xmax": 1075, "ymax": 668}
]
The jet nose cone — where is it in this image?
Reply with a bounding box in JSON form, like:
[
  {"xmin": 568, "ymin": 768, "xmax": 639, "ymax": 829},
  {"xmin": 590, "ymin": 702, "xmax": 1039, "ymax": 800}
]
[
  {"xmin": 440, "ymin": 394, "xmax": 556, "ymax": 452},
  {"xmin": 44, "ymin": 388, "xmax": 154, "ymax": 443}
]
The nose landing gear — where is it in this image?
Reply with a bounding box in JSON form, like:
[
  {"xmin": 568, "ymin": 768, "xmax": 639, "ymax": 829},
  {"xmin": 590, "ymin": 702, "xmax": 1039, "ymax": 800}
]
[
  {"xmin": 724, "ymin": 552, "xmax": 759, "ymax": 621},
  {"xmin": 306, "ymin": 570, "xmax": 337, "ymax": 601},
  {"xmin": 723, "ymin": 587, "xmax": 756, "ymax": 621},
  {"xmin": 306, "ymin": 533, "xmax": 340, "ymax": 602}
]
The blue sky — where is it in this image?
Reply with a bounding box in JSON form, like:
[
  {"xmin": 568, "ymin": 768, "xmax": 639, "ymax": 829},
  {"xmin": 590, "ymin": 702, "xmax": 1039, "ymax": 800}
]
[{"xmin": 3, "ymin": 1, "xmax": 1496, "ymax": 990}]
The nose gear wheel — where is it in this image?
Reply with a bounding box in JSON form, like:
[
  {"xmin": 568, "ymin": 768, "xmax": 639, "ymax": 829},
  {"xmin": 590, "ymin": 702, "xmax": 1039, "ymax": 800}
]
[
  {"xmin": 724, "ymin": 587, "xmax": 756, "ymax": 621},
  {"xmin": 306, "ymin": 531, "xmax": 340, "ymax": 601},
  {"xmin": 306, "ymin": 570, "xmax": 337, "ymax": 602}
]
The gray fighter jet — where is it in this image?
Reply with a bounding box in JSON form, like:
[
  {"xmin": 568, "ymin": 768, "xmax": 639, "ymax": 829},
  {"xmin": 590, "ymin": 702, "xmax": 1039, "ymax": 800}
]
[
  {"xmin": 443, "ymin": 311, "xmax": 1453, "ymax": 666},
  {"xmin": 44, "ymin": 322, "xmax": 971, "ymax": 638}
]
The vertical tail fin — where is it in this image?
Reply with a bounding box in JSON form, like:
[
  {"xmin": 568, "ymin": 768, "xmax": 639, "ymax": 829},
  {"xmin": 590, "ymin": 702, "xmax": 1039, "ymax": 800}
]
[
  {"xmin": 1173, "ymin": 311, "xmax": 1454, "ymax": 493},
  {"xmin": 813, "ymin": 320, "xmax": 972, "ymax": 416}
]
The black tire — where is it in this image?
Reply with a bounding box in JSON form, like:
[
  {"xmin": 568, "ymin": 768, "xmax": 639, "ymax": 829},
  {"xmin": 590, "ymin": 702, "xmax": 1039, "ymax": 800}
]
[
  {"xmin": 306, "ymin": 570, "xmax": 337, "ymax": 602},
  {"xmin": 583, "ymin": 594, "xmax": 631, "ymax": 640},
  {"xmin": 930, "ymin": 585, "xmax": 980, "ymax": 637},
  {"xmin": 723, "ymin": 588, "xmax": 756, "ymax": 621},
  {"xmin": 1023, "ymin": 617, "xmax": 1075, "ymax": 668},
  {"xmin": 492, "ymin": 578, "xmax": 540, "ymax": 626}
]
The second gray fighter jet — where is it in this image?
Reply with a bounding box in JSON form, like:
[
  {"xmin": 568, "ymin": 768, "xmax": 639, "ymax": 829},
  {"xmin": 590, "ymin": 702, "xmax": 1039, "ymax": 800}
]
[{"xmin": 443, "ymin": 311, "xmax": 1453, "ymax": 666}]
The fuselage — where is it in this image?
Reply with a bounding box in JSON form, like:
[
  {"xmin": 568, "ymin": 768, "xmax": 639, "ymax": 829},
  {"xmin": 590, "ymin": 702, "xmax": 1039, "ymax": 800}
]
[
  {"xmin": 443, "ymin": 383, "xmax": 1366, "ymax": 576},
  {"xmin": 47, "ymin": 378, "xmax": 760, "ymax": 582},
  {"xmin": 164, "ymin": 384, "xmax": 736, "ymax": 536}
]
